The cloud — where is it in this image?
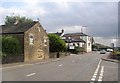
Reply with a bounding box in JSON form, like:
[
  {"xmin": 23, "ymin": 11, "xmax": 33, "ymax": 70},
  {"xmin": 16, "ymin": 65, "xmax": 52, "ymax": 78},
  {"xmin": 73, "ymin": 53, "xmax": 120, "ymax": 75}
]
[
  {"xmin": 22, "ymin": 0, "xmax": 39, "ymax": 6},
  {"xmin": 0, "ymin": 1, "xmax": 118, "ymax": 46},
  {"xmin": 0, "ymin": 5, "xmax": 47, "ymax": 24},
  {"xmin": 94, "ymin": 37, "xmax": 118, "ymax": 46},
  {"xmin": 2, "ymin": 0, "xmax": 119, "ymax": 2}
]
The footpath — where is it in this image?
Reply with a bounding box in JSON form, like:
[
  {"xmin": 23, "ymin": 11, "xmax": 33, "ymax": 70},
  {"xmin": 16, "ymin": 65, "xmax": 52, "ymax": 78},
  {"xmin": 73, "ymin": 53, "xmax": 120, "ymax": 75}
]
[
  {"xmin": 1, "ymin": 58, "xmax": 64, "ymax": 69},
  {"xmin": 101, "ymin": 54, "xmax": 120, "ymax": 63}
]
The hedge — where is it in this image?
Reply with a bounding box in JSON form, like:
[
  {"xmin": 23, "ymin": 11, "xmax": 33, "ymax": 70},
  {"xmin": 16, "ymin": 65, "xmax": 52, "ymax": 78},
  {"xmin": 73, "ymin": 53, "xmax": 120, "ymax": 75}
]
[{"xmin": 0, "ymin": 36, "xmax": 21, "ymax": 58}]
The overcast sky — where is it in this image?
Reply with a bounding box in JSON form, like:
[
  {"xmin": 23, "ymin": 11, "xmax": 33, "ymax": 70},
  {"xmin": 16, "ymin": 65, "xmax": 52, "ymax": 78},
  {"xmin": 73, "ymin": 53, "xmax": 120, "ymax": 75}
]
[{"xmin": 0, "ymin": 0, "xmax": 119, "ymax": 46}]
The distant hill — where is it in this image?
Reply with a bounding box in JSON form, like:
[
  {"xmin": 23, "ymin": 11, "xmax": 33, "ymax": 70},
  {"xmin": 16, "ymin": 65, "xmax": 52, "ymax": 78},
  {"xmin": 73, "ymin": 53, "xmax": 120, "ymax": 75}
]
[{"xmin": 92, "ymin": 43, "xmax": 112, "ymax": 50}]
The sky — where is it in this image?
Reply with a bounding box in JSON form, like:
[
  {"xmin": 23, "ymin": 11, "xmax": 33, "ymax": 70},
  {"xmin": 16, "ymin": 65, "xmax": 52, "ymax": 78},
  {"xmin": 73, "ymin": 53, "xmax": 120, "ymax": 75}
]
[{"xmin": 0, "ymin": 0, "xmax": 119, "ymax": 47}]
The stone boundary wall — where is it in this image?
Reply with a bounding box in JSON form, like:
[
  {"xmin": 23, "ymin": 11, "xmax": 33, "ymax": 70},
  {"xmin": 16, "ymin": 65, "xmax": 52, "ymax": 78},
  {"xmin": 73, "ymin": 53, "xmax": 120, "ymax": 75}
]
[
  {"xmin": 2, "ymin": 55, "xmax": 24, "ymax": 64},
  {"xmin": 49, "ymin": 52, "xmax": 70, "ymax": 58}
]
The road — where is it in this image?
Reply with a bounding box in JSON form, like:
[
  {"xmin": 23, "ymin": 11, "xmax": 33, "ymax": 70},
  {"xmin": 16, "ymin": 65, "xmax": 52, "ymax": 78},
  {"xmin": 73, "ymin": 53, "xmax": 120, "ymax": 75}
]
[{"xmin": 2, "ymin": 52, "xmax": 119, "ymax": 82}]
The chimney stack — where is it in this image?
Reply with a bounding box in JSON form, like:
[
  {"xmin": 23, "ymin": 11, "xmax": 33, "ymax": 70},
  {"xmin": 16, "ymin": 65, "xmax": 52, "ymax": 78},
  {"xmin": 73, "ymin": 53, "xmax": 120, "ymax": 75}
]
[
  {"xmin": 61, "ymin": 29, "xmax": 64, "ymax": 33},
  {"xmin": 14, "ymin": 18, "xmax": 19, "ymax": 25}
]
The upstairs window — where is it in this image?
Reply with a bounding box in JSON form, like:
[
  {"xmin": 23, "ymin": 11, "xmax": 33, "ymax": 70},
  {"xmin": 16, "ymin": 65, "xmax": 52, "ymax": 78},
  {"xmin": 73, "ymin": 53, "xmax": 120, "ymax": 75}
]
[
  {"xmin": 29, "ymin": 34, "xmax": 34, "ymax": 45},
  {"xmin": 88, "ymin": 43, "xmax": 90, "ymax": 46},
  {"xmin": 38, "ymin": 27, "xmax": 40, "ymax": 32},
  {"xmin": 44, "ymin": 37, "xmax": 47, "ymax": 46}
]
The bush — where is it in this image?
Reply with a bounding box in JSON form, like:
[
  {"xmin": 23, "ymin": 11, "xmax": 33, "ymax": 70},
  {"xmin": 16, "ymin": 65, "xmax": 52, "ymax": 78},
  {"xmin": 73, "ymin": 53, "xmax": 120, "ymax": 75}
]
[
  {"xmin": 48, "ymin": 34, "xmax": 66, "ymax": 52},
  {"xmin": 0, "ymin": 51, "xmax": 6, "ymax": 58},
  {"xmin": 1, "ymin": 36, "xmax": 21, "ymax": 58},
  {"xmin": 68, "ymin": 46, "xmax": 84, "ymax": 54}
]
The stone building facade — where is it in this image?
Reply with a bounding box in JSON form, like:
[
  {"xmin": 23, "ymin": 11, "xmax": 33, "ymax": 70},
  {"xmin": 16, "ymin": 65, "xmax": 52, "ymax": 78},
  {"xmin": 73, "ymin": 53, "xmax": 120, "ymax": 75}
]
[
  {"xmin": 24, "ymin": 22, "xmax": 49, "ymax": 61},
  {"xmin": 1, "ymin": 21, "xmax": 49, "ymax": 62}
]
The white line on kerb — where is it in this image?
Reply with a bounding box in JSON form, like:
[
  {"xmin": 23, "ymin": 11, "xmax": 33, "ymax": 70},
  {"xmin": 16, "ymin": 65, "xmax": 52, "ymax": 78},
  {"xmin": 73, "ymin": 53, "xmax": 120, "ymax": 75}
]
[{"xmin": 26, "ymin": 73, "xmax": 36, "ymax": 77}]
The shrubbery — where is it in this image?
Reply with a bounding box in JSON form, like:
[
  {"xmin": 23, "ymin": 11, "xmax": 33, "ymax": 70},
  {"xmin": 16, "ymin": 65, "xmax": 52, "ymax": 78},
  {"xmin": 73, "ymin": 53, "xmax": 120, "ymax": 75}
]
[
  {"xmin": 48, "ymin": 34, "xmax": 66, "ymax": 52},
  {"xmin": 68, "ymin": 46, "xmax": 85, "ymax": 54},
  {"xmin": 0, "ymin": 36, "xmax": 21, "ymax": 58}
]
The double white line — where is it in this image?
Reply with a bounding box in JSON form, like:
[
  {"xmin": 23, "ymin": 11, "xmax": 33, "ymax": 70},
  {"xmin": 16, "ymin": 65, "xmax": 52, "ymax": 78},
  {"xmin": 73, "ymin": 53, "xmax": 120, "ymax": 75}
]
[
  {"xmin": 90, "ymin": 60, "xmax": 104, "ymax": 82},
  {"xmin": 98, "ymin": 66, "xmax": 104, "ymax": 81}
]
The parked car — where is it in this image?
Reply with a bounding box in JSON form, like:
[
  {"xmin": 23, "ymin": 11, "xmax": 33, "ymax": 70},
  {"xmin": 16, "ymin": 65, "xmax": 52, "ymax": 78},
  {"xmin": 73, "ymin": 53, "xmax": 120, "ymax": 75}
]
[
  {"xmin": 106, "ymin": 49, "xmax": 113, "ymax": 52},
  {"xmin": 100, "ymin": 50, "xmax": 106, "ymax": 54}
]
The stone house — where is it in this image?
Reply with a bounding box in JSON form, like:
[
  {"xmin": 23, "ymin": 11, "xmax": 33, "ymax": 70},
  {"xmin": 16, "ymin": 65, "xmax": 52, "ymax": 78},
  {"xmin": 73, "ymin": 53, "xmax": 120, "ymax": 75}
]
[{"xmin": 1, "ymin": 21, "xmax": 49, "ymax": 62}]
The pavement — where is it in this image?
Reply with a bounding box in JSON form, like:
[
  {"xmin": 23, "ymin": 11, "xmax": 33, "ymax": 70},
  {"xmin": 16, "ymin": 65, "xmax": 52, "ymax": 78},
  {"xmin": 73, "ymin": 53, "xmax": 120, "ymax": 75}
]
[
  {"xmin": 0, "ymin": 56, "xmax": 70, "ymax": 68},
  {"xmin": 101, "ymin": 58, "xmax": 120, "ymax": 63},
  {"xmin": 101, "ymin": 53, "xmax": 120, "ymax": 63}
]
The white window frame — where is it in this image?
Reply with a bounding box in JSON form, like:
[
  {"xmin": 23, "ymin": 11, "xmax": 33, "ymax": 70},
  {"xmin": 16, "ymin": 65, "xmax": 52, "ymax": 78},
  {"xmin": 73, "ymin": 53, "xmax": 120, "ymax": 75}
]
[{"xmin": 29, "ymin": 34, "xmax": 34, "ymax": 45}]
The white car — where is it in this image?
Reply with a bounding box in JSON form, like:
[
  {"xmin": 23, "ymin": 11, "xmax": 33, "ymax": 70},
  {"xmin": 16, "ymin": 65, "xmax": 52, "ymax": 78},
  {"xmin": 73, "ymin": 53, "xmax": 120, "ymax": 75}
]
[{"xmin": 100, "ymin": 50, "xmax": 106, "ymax": 54}]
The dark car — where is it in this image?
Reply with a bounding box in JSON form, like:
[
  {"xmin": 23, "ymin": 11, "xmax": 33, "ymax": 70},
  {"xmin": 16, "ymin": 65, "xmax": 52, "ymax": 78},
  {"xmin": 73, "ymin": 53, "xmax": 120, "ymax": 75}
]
[{"xmin": 100, "ymin": 50, "xmax": 106, "ymax": 54}]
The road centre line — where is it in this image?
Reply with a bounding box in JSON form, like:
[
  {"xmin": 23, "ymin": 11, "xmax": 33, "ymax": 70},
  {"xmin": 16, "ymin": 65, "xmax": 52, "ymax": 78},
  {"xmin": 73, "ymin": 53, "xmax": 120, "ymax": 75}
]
[
  {"xmin": 26, "ymin": 73, "xmax": 36, "ymax": 77},
  {"xmin": 58, "ymin": 64, "xmax": 63, "ymax": 66}
]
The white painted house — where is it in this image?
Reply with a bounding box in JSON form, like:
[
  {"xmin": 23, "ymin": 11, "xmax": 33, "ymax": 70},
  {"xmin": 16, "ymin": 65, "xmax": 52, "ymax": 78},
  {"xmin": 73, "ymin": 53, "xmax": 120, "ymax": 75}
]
[{"xmin": 53, "ymin": 29, "xmax": 94, "ymax": 52}]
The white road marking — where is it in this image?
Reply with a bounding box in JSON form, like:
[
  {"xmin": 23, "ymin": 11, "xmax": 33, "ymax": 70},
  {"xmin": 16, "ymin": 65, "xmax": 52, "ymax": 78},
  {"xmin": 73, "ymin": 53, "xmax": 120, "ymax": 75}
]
[
  {"xmin": 98, "ymin": 79, "xmax": 102, "ymax": 81},
  {"xmin": 98, "ymin": 66, "xmax": 104, "ymax": 81},
  {"xmin": 58, "ymin": 64, "xmax": 63, "ymax": 66},
  {"xmin": 91, "ymin": 78, "xmax": 96, "ymax": 81},
  {"xmin": 90, "ymin": 59, "xmax": 101, "ymax": 82},
  {"xmin": 94, "ymin": 73, "xmax": 97, "ymax": 76},
  {"xmin": 26, "ymin": 73, "xmax": 36, "ymax": 77}
]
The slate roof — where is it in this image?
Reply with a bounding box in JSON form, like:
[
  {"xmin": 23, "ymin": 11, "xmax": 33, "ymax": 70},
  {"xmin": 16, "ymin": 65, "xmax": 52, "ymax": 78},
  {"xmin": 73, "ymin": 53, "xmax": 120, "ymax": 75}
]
[
  {"xmin": 0, "ymin": 21, "xmax": 38, "ymax": 34},
  {"xmin": 51, "ymin": 32, "xmax": 63, "ymax": 36},
  {"xmin": 63, "ymin": 38, "xmax": 86, "ymax": 43},
  {"xmin": 63, "ymin": 32, "xmax": 88, "ymax": 37}
]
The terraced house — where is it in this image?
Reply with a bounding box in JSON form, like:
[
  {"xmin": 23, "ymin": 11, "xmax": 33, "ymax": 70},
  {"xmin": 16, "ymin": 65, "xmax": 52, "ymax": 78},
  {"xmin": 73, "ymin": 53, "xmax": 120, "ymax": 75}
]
[{"xmin": 1, "ymin": 21, "xmax": 49, "ymax": 62}]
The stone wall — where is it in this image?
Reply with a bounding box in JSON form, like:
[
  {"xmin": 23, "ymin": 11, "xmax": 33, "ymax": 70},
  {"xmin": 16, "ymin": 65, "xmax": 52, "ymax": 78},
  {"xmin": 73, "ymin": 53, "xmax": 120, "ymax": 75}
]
[
  {"xmin": 24, "ymin": 22, "xmax": 49, "ymax": 62},
  {"xmin": 49, "ymin": 52, "xmax": 70, "ymax": 58},
  {"xmin": 2, "ymin": 55, "xmax": 24, "ymax": 64}
]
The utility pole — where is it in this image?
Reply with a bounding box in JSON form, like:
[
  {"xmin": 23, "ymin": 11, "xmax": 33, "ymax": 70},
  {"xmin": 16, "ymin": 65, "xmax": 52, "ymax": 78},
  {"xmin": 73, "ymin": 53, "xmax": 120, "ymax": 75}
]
[
  {"xmin": 115, "ymin": 33, "xmax": 118, "ymax": 48},
  {"xmin": 111, "ymin": 43, "xmax": 114, "ymax": 55}
]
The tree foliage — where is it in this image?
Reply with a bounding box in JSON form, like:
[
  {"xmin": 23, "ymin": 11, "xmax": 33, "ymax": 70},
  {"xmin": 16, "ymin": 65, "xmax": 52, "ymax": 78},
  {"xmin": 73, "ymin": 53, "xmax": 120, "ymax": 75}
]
[
  {"xmin": 0, "ymin": 36, "xmax": 21, "ymax": 58},
  {"xmin": 48, "ymin": 34, "xmax": 66, "ymax": 52},
  {"xmin": 5, "ymin": 15, "xmax": 33, "ymax": 25}
]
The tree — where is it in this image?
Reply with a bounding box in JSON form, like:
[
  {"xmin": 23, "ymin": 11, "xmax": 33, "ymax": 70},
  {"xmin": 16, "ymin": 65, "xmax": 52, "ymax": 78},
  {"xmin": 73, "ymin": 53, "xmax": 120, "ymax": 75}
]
[
  {"xmin": 5, "ymin": 15, "xmax": 33, "ymax": 25},
  {"xmin": 48, "ymin": 34, "xmax": 66, "ymax": 52},
  {"xmin": 0, "ymin": 36, "xmax": 21, "ymax": 58}
]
